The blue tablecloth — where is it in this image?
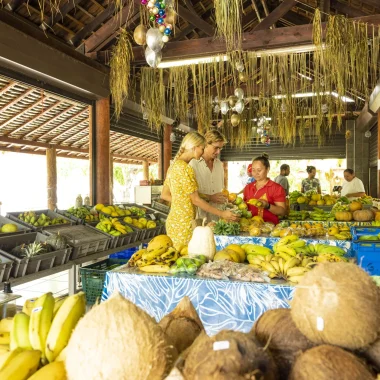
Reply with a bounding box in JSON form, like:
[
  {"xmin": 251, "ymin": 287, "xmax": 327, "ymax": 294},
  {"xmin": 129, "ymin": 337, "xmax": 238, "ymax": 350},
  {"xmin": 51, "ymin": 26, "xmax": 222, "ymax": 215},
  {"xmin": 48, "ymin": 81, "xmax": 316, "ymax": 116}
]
[{"xmin": 102, "ymin": 270, "xmax": 294, "ymax": 335}]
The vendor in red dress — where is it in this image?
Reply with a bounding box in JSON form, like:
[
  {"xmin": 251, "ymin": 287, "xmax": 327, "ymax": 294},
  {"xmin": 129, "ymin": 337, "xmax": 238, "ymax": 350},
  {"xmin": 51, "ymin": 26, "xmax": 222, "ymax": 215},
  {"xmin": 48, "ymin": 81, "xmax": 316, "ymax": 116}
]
[{"xmin": 243, "ymin": 153, "xmax": 286, "ymax": 225}]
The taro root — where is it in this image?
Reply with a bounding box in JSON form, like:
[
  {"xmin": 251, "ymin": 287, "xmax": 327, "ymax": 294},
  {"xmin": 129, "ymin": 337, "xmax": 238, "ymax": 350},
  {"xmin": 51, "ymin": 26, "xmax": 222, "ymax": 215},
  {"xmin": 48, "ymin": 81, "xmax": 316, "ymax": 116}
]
[
  {"xmin": 65, "ymin": 292, "xmax": 177, "ymax": 380},
  {"xmin": 183, "ymin": 330, "xmax": 277, "ymax": 380},
  {"xmin": 252, "ymin": 308, "xmax": 314, "ymax": 379},
  {"xmin": 291, "ymin": 262, "xmax": 380, "ymax": 350},
  {"xmin": 289, "ymin": 345, "xmax": 375, "ymax": 380},
  {"xmin": 159, "ymin": 297, "xmax": 204, "ymax": 354}
]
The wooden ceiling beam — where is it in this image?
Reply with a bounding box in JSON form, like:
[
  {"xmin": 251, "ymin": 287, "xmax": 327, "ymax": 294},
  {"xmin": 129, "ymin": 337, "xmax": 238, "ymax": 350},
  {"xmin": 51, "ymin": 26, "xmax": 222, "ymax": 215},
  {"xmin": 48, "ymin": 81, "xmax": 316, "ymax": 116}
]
[
  {"xmin": 50, "ymin": 118, "xmax": 89, "ymax": 142},
  {"xmin": 41, "ymin": 0, "xmax": 83, "ymax": 30},
  {"xmin": 0, "ymin": 88, "xmax": 35, "ymax": 113},
  {"xmin": 59, "ymin": 124, "xmax": 89, "ymax": 144},
  {"xmin": 5, "ymin": 0, "xmax": 25, "ymax": 11},
  {"xmin": 331, "ymin": 0, "xmax": 366, "ymax": 17},
  {"xmin": 358, "ymin": 0, "xmax": 379, "ymax": 10},
  {"xmin": 113, "ymin": 153, "xmax": 157, "ymax": 163},
  {"xmin": 0, "ymin": 81, "xmax": 17, "ymax": 96},
  {"xmin": 254, "ymin": 0, "xmax": 297, "ymax": 31},
  {"xmin": 281, "ymin": 10, "xmax": 310, "ymax": 25},
  {"xmin": 177, "ymin": 4, "xmax": 214, "ymax": 36}
]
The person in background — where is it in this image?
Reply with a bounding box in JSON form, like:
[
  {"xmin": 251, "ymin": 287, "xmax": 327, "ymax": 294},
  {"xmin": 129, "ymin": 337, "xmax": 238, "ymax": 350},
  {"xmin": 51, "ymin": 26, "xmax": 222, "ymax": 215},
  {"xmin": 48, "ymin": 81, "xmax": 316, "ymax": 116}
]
[
  {"xmin": 161, "ymin": 132, "xmax": 238, "ymax": 249},
  {"xmin": 341, "ymin": 169, "xmax": 366, "ymax": 201},
  {"xmin": 301, "ymin": 166, "xmax": 321, "ymax": 194},
  {"xmin": 189, "ymin": 130, "xmax": 228, "ymax": 222},
  {"xmin": 274, "ymin": 164, "xmax": 290, "ymax": 196},
  {"xmin": 238, "ymin": 164, "xmax": 255, "ymax": 196},
  {"xmin": 243, "ymin": 153, "xmax": 286, "ymax": 225}
]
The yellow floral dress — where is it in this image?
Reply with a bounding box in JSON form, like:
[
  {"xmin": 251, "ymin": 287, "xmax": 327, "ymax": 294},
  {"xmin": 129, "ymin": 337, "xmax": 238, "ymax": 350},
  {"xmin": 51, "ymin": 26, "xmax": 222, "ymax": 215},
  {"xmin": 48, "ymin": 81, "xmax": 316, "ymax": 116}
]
[{"xmin": 165, "ymin": 160, "xmax": 198, "ymax": 249}]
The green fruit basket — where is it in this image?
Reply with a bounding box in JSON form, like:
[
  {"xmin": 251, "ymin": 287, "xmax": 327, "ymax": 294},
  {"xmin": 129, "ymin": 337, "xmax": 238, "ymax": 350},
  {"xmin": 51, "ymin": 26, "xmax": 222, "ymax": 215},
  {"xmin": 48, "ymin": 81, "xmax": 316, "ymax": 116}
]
[
  {"xmin": 80, "ymin": 259, "xmax": 129, "ymax": 305},
  {"xmin": 0, "ymin": 215, "xmax": 31, "ymax": 237}
]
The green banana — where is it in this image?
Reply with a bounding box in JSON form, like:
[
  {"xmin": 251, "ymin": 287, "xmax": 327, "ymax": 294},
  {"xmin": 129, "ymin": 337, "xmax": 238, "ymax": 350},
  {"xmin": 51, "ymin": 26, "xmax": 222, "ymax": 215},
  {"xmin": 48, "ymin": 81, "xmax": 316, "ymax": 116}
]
[
  {"xmin": 10, "ymin": 313, "xmax": 32, "ymax": 351},
  {"xmin": 287, "ymin": 240, "xmax": 306, "ymax": 249}
]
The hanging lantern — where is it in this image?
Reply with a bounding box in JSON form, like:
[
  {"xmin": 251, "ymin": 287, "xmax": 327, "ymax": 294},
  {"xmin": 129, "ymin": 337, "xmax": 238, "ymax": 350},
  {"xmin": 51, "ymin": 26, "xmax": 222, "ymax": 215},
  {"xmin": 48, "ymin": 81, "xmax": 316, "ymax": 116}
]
[{"xmin": 146, "ymin": 28, "xmax": 164, "ymax": 52}]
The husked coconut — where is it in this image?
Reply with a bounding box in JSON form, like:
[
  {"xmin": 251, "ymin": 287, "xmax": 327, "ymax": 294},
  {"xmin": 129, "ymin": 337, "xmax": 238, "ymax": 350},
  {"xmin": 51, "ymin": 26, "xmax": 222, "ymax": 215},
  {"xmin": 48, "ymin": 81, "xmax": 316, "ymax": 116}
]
[
  {"xmin": 363, "ymin": 337, "xmax": 380, "ymax": 372},
  {"xmin": 183, "ymin": 330, "xmax": 277, "ymax": 380},
  {"xmin": 65, "ymin": 292, "xmax": 177, "ymax": 380},
  {"xmin": 289, "ymin": 345, "xmax": 375, "ymax": 380},
  {"xmin": 291, "ymin": 262, "xmax": 380, "ymax": 350},
  {"xmin": 159, "ymin": 297, "xmax": 204, "ymax": 354},
  {"xmin": 253, "ymin": 308, "xmax": 314, "ymax": 379}
]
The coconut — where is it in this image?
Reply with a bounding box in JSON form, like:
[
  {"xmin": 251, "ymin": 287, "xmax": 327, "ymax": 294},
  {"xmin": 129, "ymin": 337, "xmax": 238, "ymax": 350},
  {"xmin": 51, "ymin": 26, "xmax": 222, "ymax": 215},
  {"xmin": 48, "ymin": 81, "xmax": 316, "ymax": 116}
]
[
  {"xmin": 289, "ymin": 345, "xmax": 374, "ymax": 380},
  {"xmin": 363, "ymin": 337, "xmax": 380, "ymax": 372},
  {"xmin": 65, "ymin": 292, "xmax": 177, "ymax": 380},
  {"xmin": 252, "ymin": 308, "xmax": 314, "ymax": 379},
  {"xmin": 159, "ymin": 297, "xmax": 204, "ymax": 354},
  {"xmin": 291, "ymin": 262, "xmax": 380, "ymax": 350},
  {"xmin": 183, "ymin": 330, "xmax": 277, "ymax": 380}
]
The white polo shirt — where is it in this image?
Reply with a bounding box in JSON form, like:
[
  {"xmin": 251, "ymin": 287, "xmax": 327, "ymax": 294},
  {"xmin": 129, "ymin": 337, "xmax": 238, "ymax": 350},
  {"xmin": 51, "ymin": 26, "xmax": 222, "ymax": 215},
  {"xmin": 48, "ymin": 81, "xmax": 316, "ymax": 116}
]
[
  {"xmin": 341, "ymin": 177, "xmax": 365, "ymax": 201},
  {"xmin": 189, "ymin": 157, "xmax": 224, "ymax": 222}
]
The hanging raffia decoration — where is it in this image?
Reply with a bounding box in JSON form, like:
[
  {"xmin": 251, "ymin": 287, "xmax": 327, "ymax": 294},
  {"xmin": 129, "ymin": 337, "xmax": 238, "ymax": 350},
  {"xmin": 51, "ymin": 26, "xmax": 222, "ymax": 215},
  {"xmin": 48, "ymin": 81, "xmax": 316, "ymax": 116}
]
[
  {"xmin": 214, "ymin": 0, "xmax": 243, "ymax": 51},
  {"xmin": 168, "ymin": 66, "xmax": 189, "ymax": 122},
  {"xmin": 110, "ymin": 28, "xmax": 133, "ymax": 120}
]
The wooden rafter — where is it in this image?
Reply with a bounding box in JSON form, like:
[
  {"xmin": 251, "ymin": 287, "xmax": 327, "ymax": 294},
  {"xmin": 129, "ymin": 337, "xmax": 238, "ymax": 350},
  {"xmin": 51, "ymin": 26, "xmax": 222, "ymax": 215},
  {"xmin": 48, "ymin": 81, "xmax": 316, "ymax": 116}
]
[
  {"xmin": 50, "ymin": 118, "xmax": 89, "ymax": 142},
  {"xmin": 331, "ymin": 0, "xmax": 366, "ymax": 17},
  {"xmin": 41, "ymin": 0, "xmax": 83, "ymax": 30},
  {"xmin": 5, "ymin": 0, "xmax": 25, "ymax": 11},
  {"xmin": 359, "ymin": 0, "xmax": 379, "ymax": 9},
  {"xmin": 0, "ymin": 89, "xmax": 35, "ymax": 113},
  {"xmin": 251, "ymin": 0, "xmax": 262, "ymax": 22},
  {"xmin": 59, "ymin": 124, "xmax": 89, "ymax": 143},
  {"xmin": 0, "ymin": 81, "xmax": 17, "ymax": 96},
  {"xmin": 177, "ymin": 3, "xmax": 214, "ymax": 36}
]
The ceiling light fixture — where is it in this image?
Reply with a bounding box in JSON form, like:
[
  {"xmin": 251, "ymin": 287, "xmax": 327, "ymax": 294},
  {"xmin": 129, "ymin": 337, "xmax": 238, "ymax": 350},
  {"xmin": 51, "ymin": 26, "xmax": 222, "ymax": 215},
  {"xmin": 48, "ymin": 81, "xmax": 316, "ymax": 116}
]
[{"xmin": 272, "ymin": 91, "xmax": 354, "ymax": 103}]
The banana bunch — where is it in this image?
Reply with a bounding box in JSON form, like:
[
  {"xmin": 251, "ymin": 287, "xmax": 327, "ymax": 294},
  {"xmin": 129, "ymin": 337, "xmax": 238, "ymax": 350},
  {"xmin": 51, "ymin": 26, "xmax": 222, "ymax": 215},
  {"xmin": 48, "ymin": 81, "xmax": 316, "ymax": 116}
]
[
  {"xmin": 128, "ymin": 246, "xmax": 179, "ymax": 273},
  {"xmin": 241, "ymin": 244, "xmax": 272, "ymax": 256},
  {"xmin": 96, "ymin": 217, "xmax": 133, "ymax": 236}
]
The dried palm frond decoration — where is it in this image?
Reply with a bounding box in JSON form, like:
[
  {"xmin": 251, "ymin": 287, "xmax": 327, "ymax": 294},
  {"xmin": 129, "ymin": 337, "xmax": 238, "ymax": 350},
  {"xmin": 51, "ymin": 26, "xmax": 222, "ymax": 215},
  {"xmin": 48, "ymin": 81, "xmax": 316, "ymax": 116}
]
[
  {"xmin": 214, "ymin": 0, "xmax": 243, "ymax": 51},
  {"xmin": 110, "ymin": 28, "xmax": 133, "ymax": 120},
  {"xmin": 168, "ymin": 66, "xmax": 188, "ymax": 122}
]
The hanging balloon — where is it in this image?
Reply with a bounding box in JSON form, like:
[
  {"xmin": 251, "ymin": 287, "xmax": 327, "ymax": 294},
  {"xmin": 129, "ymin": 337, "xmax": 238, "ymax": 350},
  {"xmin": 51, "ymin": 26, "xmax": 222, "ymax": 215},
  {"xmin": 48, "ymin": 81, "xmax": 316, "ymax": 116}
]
[
  {"xmin": 228, "ymin": 95, "xmax": 238, "ymax": 107},
  {"xmin": 162, "ymin": 35, "xmax": 169, "ymax": 42},
  {"xmin": 220, "ymin": 101, "xmax": 229, "ymax": 115},
  {"xmin": 239, "ymin": 72, "xmax": 248, "ymax": 83},
  {"xmin": 234, "ymin": 88, "xmax": 244, "ymax": 100},
  {"xmin": 261, "ymin": 136, "xmax": 267, "ymax": 144},
  {"xmin": 146, "ymin": 28, "xmax": 164, "ymax": 52},
  {"xmin": 145, "ymin": 46, "xmax": 162, "ymax": 68},
  {"xmin": 214, "ymin": 104, "xmax": 220, "ymax": 114},
  {"xmin": 165, "ymin": 9, "xmax": 177, "ymax": 25},
  {"xmin": 231, "ymin": 113, "xmax": 241, "ymax": 127},
  {"xmin": 235, "ymin": 100, "xmax": 245, "ymax": 114},
  {"xmin": 133, "ymin": 25, "xmax": 147, "ymax": 46},
  {"xmin": 235, "ymin": 61, "xmax": 245, "ymax": 72}
]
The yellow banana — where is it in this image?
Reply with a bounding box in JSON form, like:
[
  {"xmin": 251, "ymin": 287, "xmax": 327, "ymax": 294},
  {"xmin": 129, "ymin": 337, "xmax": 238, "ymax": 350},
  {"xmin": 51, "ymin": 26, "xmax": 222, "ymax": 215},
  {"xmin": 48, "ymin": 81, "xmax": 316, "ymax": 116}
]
[
  {"xmin": 142, "ymin": 247, "xmax": 167, "ymax": 260},
  {"xmin": 265, "ymin": 254, "xmax": 273, "ymax": 262},
  {"xmin": 160, "ymin": 248, "xmax": 176, "ymax": 259},
  {"xmin": 275, "ymin": 246, "xmax": 297, "ymax": 257},
  {"xmin": 287, "ymin": 266, "xmax": 309, "ymax": 277},
  {"xmin": 10, "ymin": 313, "xmax": 32, "ymax": 351},
  {"xmin": 288, "ymin": 275, "xmax": 305, "ymax": 284},
  {"xmin": 278, "ymin": 258, "xmax": 285, "ymax": 273},
  {"xmin": 277, "ymin": 252, "xmax": 292, "ymax": 261},
  {"xmin": 0, "ymin": 348, "xmax": 23, "ymax": 371},
  {"xmin": 287, "ymin": 240, "xmax": 306, "ymax": 249},
  {"xmin": 270, "ymin": 260, "xmax": 280, "ymax": 272},
  {"xmin": 261, "ymin": 262, "xmax": 277, "ymax": 274},
  {"xmin": 29, "ymin": 292, "xmax": 55, "ymax": 362},
  {"xmin": 114, "ymin": 225, "xmax": 127, "ymax": 234},
  {"xmin": 0, "ymin": 346, "xmax": 8, "ymax": 355},
  {"xmin": 244, "ymin": 245, "xmax": 272, "ymax": 256},
  {"xmin": 139, "ymin": 265, "xmax": 170, "ymax": 273},
  {"xmin": 55, "ymin": 346, "xmax": 67, "ymax": 362},
  {"xmin": 284, "ymin": 257, "xmax": 300, "ymax": 273},
  {"xmin": 248, "ymin": 256, "xmax": 264, "ymax": 266},
  {"xmin": 22, "ymin": 299, "xmax": 37, "ymax": 316},
  {"xmin": 53, "ymin": 296, "xmax": 67, "ymax": 318},
  {"xmin": 45, "ymin": 292, "xmax": 86, "ymax": 363},
  {"xmin": 28, "ymin": 361, "xmax": 67, "ymax": 380},
  {"xmin": 301, "ymin": 258, "xmax": 313, "ymax": 267},
  {"xmin": 0, "ymin": 318, "xmax": 13, "ymax": 333},
  {"xmin": 0, "ymin": 332, "xmax": 10, "ymax": 345},
  {"xmin": 268, "ymin": 272, "xmax": 277, "ymax": 279},
  {"xmin": 0, "ymin": 349, "xmax": 41, "ymax": 380}
]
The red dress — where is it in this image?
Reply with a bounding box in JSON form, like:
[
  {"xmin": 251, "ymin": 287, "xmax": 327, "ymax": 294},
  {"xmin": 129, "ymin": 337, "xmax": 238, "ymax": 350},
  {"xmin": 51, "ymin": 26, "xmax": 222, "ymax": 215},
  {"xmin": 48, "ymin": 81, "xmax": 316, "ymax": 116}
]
[{"xmin": 243, "ymin": 180, "xmax": 286, "ymax": 225}]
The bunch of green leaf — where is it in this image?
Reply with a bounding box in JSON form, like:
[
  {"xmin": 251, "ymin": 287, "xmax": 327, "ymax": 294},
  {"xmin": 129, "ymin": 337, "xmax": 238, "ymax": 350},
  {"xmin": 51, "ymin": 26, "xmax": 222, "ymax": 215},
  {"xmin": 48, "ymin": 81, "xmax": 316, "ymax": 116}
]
[{"xmin": 213, "ymin": 220, "xmax": 240, "ymax": 236}]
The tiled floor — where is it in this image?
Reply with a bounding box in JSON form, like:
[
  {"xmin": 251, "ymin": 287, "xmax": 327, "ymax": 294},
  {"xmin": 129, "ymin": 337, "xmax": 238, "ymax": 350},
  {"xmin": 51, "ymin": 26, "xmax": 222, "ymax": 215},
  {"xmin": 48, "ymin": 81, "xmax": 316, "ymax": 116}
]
[{"xmin": 12, "ymin": 271, "xmax": 69, "ymax": 306}]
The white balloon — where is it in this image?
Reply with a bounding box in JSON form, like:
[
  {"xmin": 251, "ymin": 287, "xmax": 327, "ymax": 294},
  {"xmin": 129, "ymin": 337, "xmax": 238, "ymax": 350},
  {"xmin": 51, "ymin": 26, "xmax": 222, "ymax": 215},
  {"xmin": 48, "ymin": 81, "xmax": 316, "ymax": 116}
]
[
  {"xmin": 162, "ymin": 35, "xmax": 169, "ymax": 43},
  {"xmin": 146, "ymin": 28, "xmax": 164, "ymax": 53},
  {"xmin": 235, "ymin": 100, "xmax": 244, "ymax": 114},
  {"xmin": 145, "ymin": 46, "xmax": 162, "ymax": 68},
  {"xmin": 220, "ymin": 101, "xmax": 229, "ymax": 115},
  {"xmin": 234, "ymin": 88, "xmax": 244, "ymax": 100}
]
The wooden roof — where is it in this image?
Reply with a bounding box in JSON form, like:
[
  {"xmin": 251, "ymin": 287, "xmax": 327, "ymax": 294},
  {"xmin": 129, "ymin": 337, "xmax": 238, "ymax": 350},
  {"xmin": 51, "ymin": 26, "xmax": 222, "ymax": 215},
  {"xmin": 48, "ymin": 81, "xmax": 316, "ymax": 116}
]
[{"xmin": 0, "ymin": 75, "xmax": 158, "ymax": 163}]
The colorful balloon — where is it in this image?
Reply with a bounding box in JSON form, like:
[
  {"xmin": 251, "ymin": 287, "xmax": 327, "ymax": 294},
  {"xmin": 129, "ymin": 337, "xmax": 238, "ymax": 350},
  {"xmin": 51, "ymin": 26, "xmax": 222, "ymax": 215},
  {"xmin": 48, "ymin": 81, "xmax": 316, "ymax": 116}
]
[
  {"xmin": 164, "ymin": 28, "xmax": 171, "ymax": 35},
  {"xmin": 157, "ymin": 18, "xmax": 164, "ymax": 24}
]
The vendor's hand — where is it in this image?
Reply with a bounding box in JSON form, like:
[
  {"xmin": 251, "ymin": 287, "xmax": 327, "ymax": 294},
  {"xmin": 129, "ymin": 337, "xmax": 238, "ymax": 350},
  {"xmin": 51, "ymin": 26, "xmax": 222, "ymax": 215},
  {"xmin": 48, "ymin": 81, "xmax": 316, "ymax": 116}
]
[
  {"xmin": 221, "ymin": 210, "xmax": 240, "ymax": 222},
  {"xmin": 257, "ymin": 200, "xmax": 269, "ymax": 210},
  {"xmin": 210, "ymin": 192, "xmax": 228, "ymax": 204}
]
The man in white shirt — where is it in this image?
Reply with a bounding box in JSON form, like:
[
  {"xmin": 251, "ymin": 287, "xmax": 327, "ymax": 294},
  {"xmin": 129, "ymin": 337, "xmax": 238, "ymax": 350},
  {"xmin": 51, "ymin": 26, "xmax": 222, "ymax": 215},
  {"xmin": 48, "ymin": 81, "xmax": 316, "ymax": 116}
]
[
  {"xmin": 341, "ymin": 169, "xmax": 366, "ymax": 201},
  {"xmin": 189, "ymin": 130, "xmax": 227, "ymax": 221}
]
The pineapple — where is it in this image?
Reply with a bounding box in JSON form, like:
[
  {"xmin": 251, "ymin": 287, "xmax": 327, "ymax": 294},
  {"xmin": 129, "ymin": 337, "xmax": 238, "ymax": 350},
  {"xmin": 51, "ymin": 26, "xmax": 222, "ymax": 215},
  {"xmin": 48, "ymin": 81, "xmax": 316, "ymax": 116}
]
[{"xmin": 23, "ymin": 242, "xmax": 45, "ymax": 258}]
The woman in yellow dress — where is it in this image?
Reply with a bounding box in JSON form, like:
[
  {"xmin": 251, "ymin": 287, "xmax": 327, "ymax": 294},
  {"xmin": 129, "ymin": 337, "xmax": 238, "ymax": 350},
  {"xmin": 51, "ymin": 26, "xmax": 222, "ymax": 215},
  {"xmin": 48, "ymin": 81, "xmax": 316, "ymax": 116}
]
[{"xmin": 161, "ymin": 131, "xmax": 238, "ymax": 249}]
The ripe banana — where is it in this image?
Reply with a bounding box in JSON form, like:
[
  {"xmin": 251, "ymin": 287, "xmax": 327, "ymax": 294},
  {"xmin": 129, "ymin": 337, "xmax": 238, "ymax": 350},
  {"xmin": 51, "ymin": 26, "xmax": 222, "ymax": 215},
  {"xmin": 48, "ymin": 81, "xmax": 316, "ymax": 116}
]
[
  {"xmin": 287, "ymin": 240, "xmax": 306, "ymax": 249},
  {"xmin": 276, "ymin": 235, "xmax": 299, "ymax": 247},
  {"xmin": 28, "ymin": 361, "xmax": 67, "ymax": 380},
  {"xmin": 278, "ymin": 258, "xmax": 285, "ymax": 273},
  {"xmin": 261, "ymin": 262, "xmax": 277, "ymax": 274},
  {"xmin": 288, "ymin": 275, "xmax": 305, "ymax": 284},
  {"xmin": 45, "ymin": 292, "xmax": 86, "ymax": 363},
  {"xmin": 0, "ymin": 318, "xmax": 13, "ymax": 333},
  {"xmin": 247, "ymin": 256, "xmax": 264, "ymax": 266},
  {"xmin": 244, "ymin": 245, "xmax": 272, "ymax": 256},
  {"xmin": 0, "ymin": 348, "xmax": 23, "ymax": 371},
  {"xmin": 0, "ymin": 332, "xmax": 10, "ymax": 345},
  {"xmin": 53, "ymin": 296, "xmax": 67, "ymax": 318},
  {"xmin": 283, "ymin": 257, "xmax": 300, "ymax": 273},
  {"xmin": 270, "ymin": 260, "xmax": 280, "ymax": 272},
  {"xmin": 54, "ymin": 346, "xmax": 67, "ymax": 362},
  {"xmin": 276, "ymin": 252, "xmax": 292, "ymax": 261},
  {"xmin": 275, "ymin": 246, "xmax": 297, "ymax": 257},
  {"xmin": 139, "ymin": 265, "xmax": 170, "ymax": 273},
  {"xmin": 10, "ymin": 313, "xmax": 32, "ymax": 351},
  {"xmin": 29, "ymin": 292, "xmax": 55, "ymax": 362},
  {"xmin": 142, "ymin": 247, "xmax": 167, "ymax": 261},
  {"xmin": 0, "ymin": 349, "xmax": 41, "ymax": 380},
  {"xmin": 286, "ymin": 266, "xmax": 309, "ymax": 277}
]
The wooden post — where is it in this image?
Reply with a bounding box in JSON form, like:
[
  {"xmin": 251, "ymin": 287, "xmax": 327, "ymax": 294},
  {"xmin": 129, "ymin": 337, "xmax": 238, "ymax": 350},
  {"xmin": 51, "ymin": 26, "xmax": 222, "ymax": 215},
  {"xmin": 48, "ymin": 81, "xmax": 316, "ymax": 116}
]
[
  {"xmin": 94, "ymin": 98, "xmax": 110, "ymax": 204},
  {"xmin": 143, "ymin": 160, "xmax": 149, "ymax": 181},
  {"xmin": 109, "ymin": 153, "xmax": 113, "ymax": 204},
  {"xmin": 163, "ymin": 124, "xmax": 172, "ymax": 178},
  {"xmin": 378, "ymin": 111, "xmax": 380, "ymax": 198},
  {"xmin": 46, "ymin": 147, "xmax": 57, "ymax": 210},
  {"xmin": 88, "ymin": 105, "xmax": 94, "ymax": 205},
  {"xmin": 157, "ymin": 142, "xmax": 163, "ymax": 180},
  {"xmin": 223, "ymin": 161, "xmax": 228, "ymax": 189}
]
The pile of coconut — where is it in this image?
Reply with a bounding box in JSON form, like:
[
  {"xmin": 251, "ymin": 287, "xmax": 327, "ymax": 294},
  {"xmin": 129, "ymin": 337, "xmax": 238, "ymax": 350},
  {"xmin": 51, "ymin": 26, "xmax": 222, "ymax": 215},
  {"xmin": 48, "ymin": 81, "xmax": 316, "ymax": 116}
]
[{"xmin": 64, "ymin": 262, "xmax": 380, "ymax": 380}]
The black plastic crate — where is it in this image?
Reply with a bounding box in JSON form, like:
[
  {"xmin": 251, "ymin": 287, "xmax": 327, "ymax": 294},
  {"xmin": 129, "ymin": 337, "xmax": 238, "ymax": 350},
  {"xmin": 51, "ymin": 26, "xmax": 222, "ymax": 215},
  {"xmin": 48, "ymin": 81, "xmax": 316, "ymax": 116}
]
[
  {"xmin": 44, "ymin": 225, "xmax": 111, "ymax": 260},
  {"xmin": 0, "ymin": 232, "xmax": 72, "ymax": 278},
  {"xmin": 55, "ymin": 208, "xmax": 100, "ymax": 225},
  {"xmin": 7, "ymin": 210, "xmax": 74, "ymax": 231},
  {"xmin": 151, "ymin": 201, "xmax": 170, "ymax": 215},
  {"xmin": 0, "ymin": 254, "xmax": 14, "ymax": 282},
  {"xmin": 0, "ymin": 216, "xmax": 31, "ymax": 237}
]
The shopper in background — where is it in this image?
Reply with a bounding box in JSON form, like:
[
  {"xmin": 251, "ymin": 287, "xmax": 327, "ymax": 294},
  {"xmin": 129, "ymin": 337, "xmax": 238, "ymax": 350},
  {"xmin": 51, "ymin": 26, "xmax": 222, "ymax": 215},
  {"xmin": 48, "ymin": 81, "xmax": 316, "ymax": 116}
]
[
  {"xmin": 274, "ymin": 164, "xmax": 290, "ymax": 196},
  {"xmin": 341, "ymin": 169, "xmax": 366, "ymax": 201},
  {"xmin": 189, "ymin": 130, "xmax": 228, "ymax": 222},
  {"xmin": 161, "ymin": 132, "xmax": 238, "ymax": 249},
  {"xmin": 243, "ymin": 154, "xmax": 286, "ymax": 225},
  {"xmin": 301, "ymin": 166, "xmax": 321, "ymax": 194},
  {"xmin": 247, "ymin": 164, "xmax": 256, "ymax": 184}
]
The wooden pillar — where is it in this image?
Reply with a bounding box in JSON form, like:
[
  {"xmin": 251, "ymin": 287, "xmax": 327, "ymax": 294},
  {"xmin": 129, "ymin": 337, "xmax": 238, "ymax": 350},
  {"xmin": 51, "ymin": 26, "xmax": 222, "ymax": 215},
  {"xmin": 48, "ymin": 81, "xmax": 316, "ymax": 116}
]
[
  {"xmin": 46, "ymin": 147, "xmax": 57, "ymax": 210},
  {"xmin": 88, "ymin": 105, "xmax": 94, "ymax": 205},
  {"xmin": 163, "ymin": 124, "xmax": 172, "ymax": 178},
  {"xmin": 378, "ymin": 111, "xmax": 380, "ymax": 198},
  {"xmin": 94, "ymin": 98, "xmax": 110, "ymax": 204},
  {"xmin": 143, "ymin": 160, "xmax": 149, "ymax": 181},
  {"xmin": 109, "ymin": 153, "xmax": 113, "ymax": 204},
  {"xmin": 157, "ymin": 142, "xmax": 163, "ymax": 180},
  {"xmin": 223, "ymin": 161, "xmax": 228, "ymax": 190}
]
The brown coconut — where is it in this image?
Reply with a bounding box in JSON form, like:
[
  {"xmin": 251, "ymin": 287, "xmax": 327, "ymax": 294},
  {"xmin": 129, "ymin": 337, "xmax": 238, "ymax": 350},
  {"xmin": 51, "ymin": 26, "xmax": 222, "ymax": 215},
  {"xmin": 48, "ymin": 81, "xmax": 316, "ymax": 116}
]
[
  {"xmin": 159, "ymin": 297, "xmax": 204, "ymax": 354},
  {"xmin": 289, "ymin": 345, "xmax": 375, "ymax": 380},
  {"xmin": 183, "ymin": 330, "xmax": 277, "ymax": 380},
  {"xmin": 291, "ymin": 262, "xmax": 380, "ymax": 350},
  {"xmin": 252, "ymin": 308, "xmax": 315, "ymax": 379},
  {"xmin": 65, "ymin": 292, "xmax": 177, "ymax": 380},
  {"xmin": 363, "ymin": 338, "xmax": 380, "ymax": 372}
]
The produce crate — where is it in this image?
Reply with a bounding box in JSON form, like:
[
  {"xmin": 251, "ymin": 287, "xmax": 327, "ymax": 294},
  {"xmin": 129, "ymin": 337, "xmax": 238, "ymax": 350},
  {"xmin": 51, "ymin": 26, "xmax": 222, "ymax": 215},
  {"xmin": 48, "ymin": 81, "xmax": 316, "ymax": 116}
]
[
  {"xmin": 80, "ymin": 259, "xmax": 129, "ymax": 304},
  {"xmin": 55, "ymin": 207, "xmax": 99, "ymax": 225},
  {"xmin": 351, "ymin": 226, "xmax": 380, "ymax": 275},
  {"xmin": 115, "ymin": 203, "xmax": 155, "ymax": 215},
  {"xmin": 0, "ymin": 233, "xmax": 72, "ymax": 278},
  {"xmin": 0, "ymin": 254, "xmax": 14, "ymax": 282},
  {"xmin": 151, "ymin": 201, "xmax": 170, "ymax": 214},
  {"xmin": 0, "ymin": 216, "xmax": 31, "ymax": 237},
  {"xmin": 110, "ymin": 244, "xmax": 148, "ymax": 259},
  {"xmin": 7, "ymin": 210, "xmax": 74, "ymax": 232},
  {"xmin": 44, "ymin": 225, "xmax": 111, "ymax": 260}
]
